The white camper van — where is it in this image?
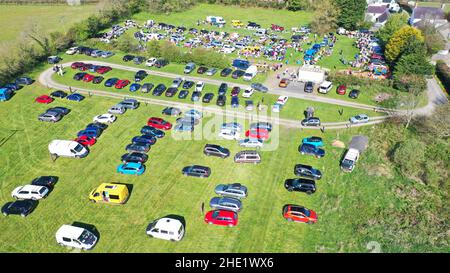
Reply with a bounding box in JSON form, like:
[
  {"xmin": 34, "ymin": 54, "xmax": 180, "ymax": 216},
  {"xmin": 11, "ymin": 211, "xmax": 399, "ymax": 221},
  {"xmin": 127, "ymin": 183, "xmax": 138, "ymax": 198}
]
[
  {"xmin": 48, "ymin": 140, "xmax": 89, "ymax": 158},
  {"xmin": 55, "ymin": 224, "xmax": 98, "ymax": 250},
  {"xmin": 243, "ymin": 65, "xmax": 258, "ymax": 81},
  {"xmin": 340, "ymin": 148, "xmax": 360, "ymax": 172},
  {"xmin": 318, "ymin": 81, "xmax": 333, "ymax": 94},
  {"xmin": 146, "ymin": 217, "xmax": 185, "ymax": 241}
]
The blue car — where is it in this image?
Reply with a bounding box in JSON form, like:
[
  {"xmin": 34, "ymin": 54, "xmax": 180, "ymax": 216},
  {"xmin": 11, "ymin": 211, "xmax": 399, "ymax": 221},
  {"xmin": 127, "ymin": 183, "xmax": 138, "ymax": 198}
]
[
  {"xmin": 184, "ymin": 109, "xmax": 202, "ymax": 119},
  {"xmin": 3, "ymin": 83, "xmax": 21, "ymax": 91},
  {"xmin": 231, "ymin": 96, "xmax": 239, "ymax": 108},
  {"xmin": 130, "ymin": 83, "xmax": 141, "ymax": 92},
  {"xmin": 298, "ymin": 143, "xmax": 325, "ymax": 158},
  {"xmin": 77, "ymin": 128, "xmax": 101, "ymax": 138},
  {"xmin": 15, "ymin": 77, "xmax": 33, "ymax": 85},
  {"xmin": 104, "ymin": 78, "xmax": 119, "ymax": 87},
  {"xmin": 117, "ymin": 162, "xmax": 145, "ymax": 175},
  {"xmin": 132, "ymin": 135, "xmax": 156, "ymax": 145},
  {"xmin": 174, "ymin": 122, "xmax": 194, "ymax": 132},
  {"xmin": 67, "ymin": 93, "xmax": 85, "ymax": 102},
  {"xmin": 140, "ymin": 126, "xmax": 165, "ymax": 138},
  {"xmin": 89, "ymin": 65, "xmax": 100, "ymax": 73},
  {"xmin": 302, "ymin": 137, "xmax": 324, "ymax": 148}
]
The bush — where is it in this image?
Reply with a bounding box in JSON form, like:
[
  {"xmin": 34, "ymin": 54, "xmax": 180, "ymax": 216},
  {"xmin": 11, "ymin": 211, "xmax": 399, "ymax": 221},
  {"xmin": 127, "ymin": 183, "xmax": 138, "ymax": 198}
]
[
  {"xmin": 392, "ymin": 138, "xmax": 425, "ymax": 179},
  {"xmin": 435, "ymin": 60, "xmax": 450, "ymax": 94},
  {"xmin": 328, "ymin": 73, "xmax": 393, "ymax": 88}
]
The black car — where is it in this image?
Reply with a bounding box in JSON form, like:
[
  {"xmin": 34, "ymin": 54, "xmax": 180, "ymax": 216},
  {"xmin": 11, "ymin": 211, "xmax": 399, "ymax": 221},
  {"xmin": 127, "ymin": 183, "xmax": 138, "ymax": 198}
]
[
  {"xmin": 216, "ymin": 95, "xmax": 226, "ymax": 106},
  {"xmin": 2, "ymin": 200, "xmax": 38, "ymax": 217},
  {"xmin": 191, "ymin": 91, "xmax": 201, "ymax": 102},
  {"xmin": 162, "ymin": 107, "xmax": 181, "ymax": 116},
  {"xmin": 154, "ymin": 58, "xmax": 169, "ymax": 68},
  {"xmin": 92, "ymin": 76, "xmax": 104, "ymax": 84},
  {"xmin": 220, "ymin": 68, "xmax": 233, "ymax": 77},
  {"xmin": 301, "ymin": 117, "xmax": 321, "ymax": 127},
  {"xmin": 152, "ymin": 84, "xmax": 167, "ymax": 96},
  {"xmin": 140, "ymin": 126, "xmax": 165, "ymax": 138},
  {"xmin": 182, "ymin": 81, "xmax": 194, "ymax": 89},
  {"xmin": 165, "ymin": 87, "xmax": 178, "ymax": 97},
  {"xmin": 202, "ymin": 93, "xmax": 214, "ymax": 103},
  {"xmin": 134, "ymin": 70, "xmax": 148, "ymax": 82},
  {"xmin": 86, "ymin": 122, "xmax": 108, "ymax": 132},
  {"xmin": 284, "ymin": 179, "xmax": 316, "ymax": 194},
  {"xmin": 121, "ymin": 152, "xmax": 148, "ymax": 163},
  {"xmin": 304, "ymin": 81, "xmax": 314, "ymax": 93},
  {"xmin": 50, "ymin": 90, "xmax": 67, "ymax": 98},
  {"xmin": 31, "ymin": 176, "xmax": 58, "ymax": 187},
  {"xmin": 218, "ymin": 83, "xmax": 228, "ymax": 95},
  {"xmin": 126, "ymin": 142, "xmax": 151, "ymax": 153},
  {"xmin": 251, "ymin": 83, "xmax": 269, "ymax": 93},
  {"xmin": 132, "ymin": 135, "xmax": 157, "ymax": 145},
  {"xmin": 250, "ymin": 122, "xmax": 272, "ymax": 132},
  {"xmin": 203, "ymin": 144, "xmax": 230, "ymax": 158},
  {"xmin": 141, "ymin": 83, "xmax": 154, "ymax": 93},
  {"xmin": 47, "ymin": 107, "xmax": 70, "ymax": 116},
  {"xmin": 104, "ymin": 78, "xmax": 119, "ymax": 87},
  {"xmin": 178, "ymin": 90, "xmax": 189, "ymax": 99},
  {"xmin": 15, "ymin": 77, "xmax": 34, "ymax": 85},
  {"xmin": 197, "ymin": 66, "xmax": 208, "ymax": 74},
  {"xmin": 123, "ymin": 55, "xmax": 135, "ymax": 62},
  {"xmin": 298, "ymin": 143, "xmax": 325, "ymax": 158},
  {"xmin": 349, "ymin": 89, "xmax": 360, "ymax": 99},
  {"xmin": 73, "ymin": 72, "xmax": 87, "ymax": 81},
  {"xmin": 182, "ymin": 165, "xmax": 211, "ymax": 178},
  {"xmin": 294, "ymin": 164, "xmax": 322, "ymax": 180},
  {"xmin": 232, "ymin": 70, "xmax": 245, "ymax": 79},
  {"xmin": 133, "ymin": 56, "xmax": 145, "ymax": 65}
]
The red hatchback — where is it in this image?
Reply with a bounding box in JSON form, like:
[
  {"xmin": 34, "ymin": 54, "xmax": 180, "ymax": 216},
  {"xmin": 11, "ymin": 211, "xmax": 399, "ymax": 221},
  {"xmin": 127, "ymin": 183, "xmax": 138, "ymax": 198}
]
[
  {"xmin": 283, "ymin": 204, "xmax": 317, "ymax": 224},
  {"xmin": 115, "ymin": 79, "xmax": 130, "ymax": 89},
  {"xmin": 147, "ymin": 117, "xmax": 172, "ymax": 130},
  {"xmin": 245, "ymin": 128, "xmax": 269, "ymax": 140},
  {"xmin": 336, "ymin": 84, "xmax": 347, "ymax": 95},
  {"xmin": 83, "ymin": 74, "xmax": 95, "ymax": 82},
  {"xmin": 96, "ymin": 66, "xmax": 112, "ymax": 74},
  {"xmin": 71, "ymin": 62, "xmax": 84, "ymax": 69},
  {"xmin": 204, "ymin": 210, "xmax": 238, "ymax": 227},
  {"xmin": 75, "ymin": 135, "xmax": 96, "ymax": 146},
  {"xmin": 35, "ymin": 95, "xmax": 54, "ymax": 104}
]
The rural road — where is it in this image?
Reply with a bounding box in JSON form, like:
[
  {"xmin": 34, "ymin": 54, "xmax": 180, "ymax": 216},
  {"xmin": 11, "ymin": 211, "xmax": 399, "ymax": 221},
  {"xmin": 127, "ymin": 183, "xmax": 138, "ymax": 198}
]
[{"xmin": 39, "ymin": 65, "xmax": 388, "ymax": 130}]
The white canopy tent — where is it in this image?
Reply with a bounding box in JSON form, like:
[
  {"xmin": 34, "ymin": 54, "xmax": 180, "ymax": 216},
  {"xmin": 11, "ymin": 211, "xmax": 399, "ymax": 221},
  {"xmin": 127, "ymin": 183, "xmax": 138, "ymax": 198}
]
[{"xmin": 297, "ymin": 65, "xmax": 326, "ymax": 84}]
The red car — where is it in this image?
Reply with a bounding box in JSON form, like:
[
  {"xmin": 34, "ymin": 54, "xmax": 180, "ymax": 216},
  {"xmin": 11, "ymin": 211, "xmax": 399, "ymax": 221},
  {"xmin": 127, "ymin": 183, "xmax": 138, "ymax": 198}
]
[
  {"xmin": 35, "ymin": 95, "xmax": 54, "ymax": 104},
  {"xmin": 83, "ymin": 74, "xmax": 95, "ymax": 82},
  {"xmin": 115, "ymin": 79, "xmax": 130, "ymax": 89},
  {"xmin": 204, "ymin": 210, "xmax": 238, "ymax": 227},
  {"xmin": 336, "ymin": 84, "xmax": 347, "ymax": 95},
  {"xmin": 79, "ymin": 63, "xmax": 92, "ymax": 71},
  {"xmin": 245, "ymin": 128, "xmax": 269, "ymax": 140},
  {"xmin": 71, "ymin": 62, "xmax": 84, "ymax": 69},
  {"xmin": 147, "ymin": 117, "xmax": 172, "ymax": 130},
  {"xmin": 271, "ymin": 24, "xmax": 285, "ymax": 32},
  {"xmin": 283, "ymin": 204, "xmax": 317, "ymax": 224},
  {"xmin": 74, "ymin": 135, "xmax": 96, "ymax": 146},
  {"xmin": 96, "ymin": 66, "xmax": 112, "ymax": 74}
]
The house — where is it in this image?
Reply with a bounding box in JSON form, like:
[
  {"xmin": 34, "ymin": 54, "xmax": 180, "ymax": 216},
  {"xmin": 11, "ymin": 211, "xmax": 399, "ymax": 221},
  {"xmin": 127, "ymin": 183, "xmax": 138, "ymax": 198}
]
[
  {"xmin": 410, "ymin": 6, "xmax": 447, "ymax": 28},
  {"xmin": 365, "ymin": 4, "xmax": 391, "ymax": 26}
]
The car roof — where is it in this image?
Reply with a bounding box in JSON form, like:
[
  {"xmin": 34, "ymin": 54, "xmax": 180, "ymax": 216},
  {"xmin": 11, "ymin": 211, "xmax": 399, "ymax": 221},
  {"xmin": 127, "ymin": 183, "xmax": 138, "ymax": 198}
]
[
  {"xmin": 56, "ymin": 225, "xmax": 85, "ymax": 238},
  {"xmin": 154, "ymin": 218, "xmax": 183, "ymax": 230},
  {"xmin": 18, "ymin": 185, "xmax": 45, "ymax": 191},
  {"xmin": 124, "ymin": 162, "xmax": 141, "ymax": 168}
]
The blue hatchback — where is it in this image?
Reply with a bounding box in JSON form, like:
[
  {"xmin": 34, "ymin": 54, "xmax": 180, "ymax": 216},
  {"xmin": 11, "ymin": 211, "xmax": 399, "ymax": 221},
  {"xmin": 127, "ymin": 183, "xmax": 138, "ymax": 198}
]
[
  {"xmin": 299, "ymin": 143, "xmax": 325, "ymax": 158},
  {"xmin": 104, "ymin": 78, "xmax": 119, "ymax": 87},
  {"xmin": 77, "ymin": 128, "xmax": 101, "ymax": 138},
  {"xmin": 132, "ymin": 135, "xmax": 156, "ymax": 145},
  {"xmin": 117, "ymin": 162, "xmax": 145, "ymax": 175},
  {"xmin": 130, "ymin": 83, "xmax": 141, "ymax": 92},
  {"xmin": 302, "ymin": 137, "xmax": 324, "ymax": 148},
  {"xmin": 67, "ymin": 93, "xmax": 85, "ymax": 102},
  {"xmin": 140, "ymin": 126, "xmax": 165, "ymax": 138},
  {"xmin": 231, "ymin": 96, "xmax": 239, "ymax": 108}
]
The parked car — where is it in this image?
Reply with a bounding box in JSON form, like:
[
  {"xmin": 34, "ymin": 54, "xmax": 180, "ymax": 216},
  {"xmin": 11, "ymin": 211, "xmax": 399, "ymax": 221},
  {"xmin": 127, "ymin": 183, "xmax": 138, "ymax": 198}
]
[
  {"xmin": 165, "ymin": 87, "xmax": 178, "ymax": 97},
  {"xmin": 92, "ymin": 76, "xmax": 104, "ymax": 84},
  {"xmin": 126, "ymin": 143, "xmax": 151, "ymax": 153},
  {"xmin": 234, "ymin": 150, "xmax": 261, "ymax": 164},
  {"xmin": 141, "ymin": 126, "xmax": 165, "ymax": 138},
  {"xmin": 284, "ymin": 179, "xmax": 316, "ymax": 194},
  {"xmin": 282, "ymin": 204, "xmax": 317, "ymax": 224},
  {"xmin": 203, "ymin": 144, "xmax": 230, "ymax": 158},
  {"xmin": 145, "ymin": 58, "xmax": 157, "ymax": 67},
  {"xmin": 104, "ymin": 78, "xmax": 119, "ymax": 87},
  {"xmin": 182, "ymin": 81, "xmax": 194, "ymax": 89},
  {"xmin": 337, "ymin": 84, "xmax": 347, "ymax": 95},
  {"xmin": 206, "ymin": 68, "xmax": 218, "ymax": 76},
  {"xmin": 38, "ymin": 111, "xmax": 62, "ymax": 122},
  {"xmin": 195, "ymin": 81, "xmax": 205, "ymax": 92},
  {"xmin": 162, "ymin": 107, "xmax": 181, "ymax": 116},
  {"xmin": 55, "ymin": 224, "xmax": 98, "ymax": 250},
  {"xmin": 154, "ymin": 58, "xmax": 169, "ymax": 68},
  {"xmin": 349, "ymin": 89, "xmax": 360, "ymax": 99},
  {"xmin": 89, "ymin": 182, "xmax": 129, "ymax": 204},
  {"xmin": 2, "ymin": 200, "xmax": 38, "ymax": 217},
  {"xmin": 298, "ymin": 143, "xmax": 325, "ymax": 158},
  {"xmin": 242, "ymin": 88, "xmax": 254, "ymax": 98},
  {"xmin": 121, "ymin": 152, "xmax": 148, "ymax": 163},
  {"xmin": 35, "ymin": 95, "xmax": 54, "ymax": 104},
  {"xmin": 82, "ymin": 74, "xmax": 95, "ymax": 82},
  {"xmin": 93, "ymin": 114, "xmax": 116, "ymax": 124},
  {"xmin": 146, "ymin": 217, "xmax": 185, "ymax": 241},
  {"xmin": 133, "ymin": 56, "xmax": 145, "ymax": 65},
  {"xmin": 250, "ymin": 122, "xmax": 272, "ymax": 132},
  {"xmin": 204, "ymin": 210, "xmax": 238, "ymax": 227},
  {"xmin": 171, "ymin": 78, "xmax": 183, "ymax": 88},
  {"xmin": 220, "ymin": 68, "xmax": 233, "ymax": 77},
  {"xmin": 47, "ymin": 107, "xmax": 70, "ymax": 116},
  {"xmin": 141, "ymin": 83, "xmax": 154, "ymax": 93},
  {"xmin": 117, "ymin": 162, "xmax": 145, "ymax": 175},
  {"xmin": 75, "ymin": 135, "xmax": 96, "ymax": 147},
  {"xmin": 132, "ymin": 135, "xmax": 156, "ymax": 145},
  {"xmin": 210, "ymin": 197, "xmax": 242, "ymax": 212},
  {"xmin": 239, "ymin": 138, "xmax": 264, "ymax": 149},
  {"xmin": 182, "ymin": 165, "xmax": 211, "ymax": 178},
  {"xmin": 232, "ymin": 70, "xmax": 245, "ymax": 79},
  {"xmin": 191, "ymin": 91, "xmax": 202, "ymax": 102},
  {"xmin": 218, "ymin": 83, "xmax": 228, "ymax": 95},
  {"xmin": 251, "ymin": 83, "xmax": 268, "ymax": 93},
  {"xmin": 222, "ymin": 122, "xmax": 243, "ymax": 132},
  {"xmin": 115, "ymin": 79, "xmax": 130, "ymax": 89},
  {"xmin": 73, "ymin": 72, "xmax": 87, "ymax": 81},
  {"xmin": 184, "ymin": 62, "xmax": 196, "ymax": 74},
  {"xmin": 77, "ymin": 128, "xmax": 101, "ymax": 138},
  {"xmin": 214, "ymin": 183, "xmax": 247, "ymax": 199},
  {"xmin": 147, "ymin": 117, "xmax": 172, "ymax": 130},
  {"xmin": 174, "ymin": 122, "xmax": 194, "ymax": 132},
  {"xmin": 301, "ymin": 117, "xmax": 321, "ymax": 127},
  {"xmin": 12, "ymin": 185, "xmax": 49, "ymax": 200},
  {"xmin": 152, "ymin": 84, "xmax": 167, "ymax": 96},
  {"xmin": 178, "ymin": 90, "xmax": 189, "ymax": 99},
  {"xmin": 50, "ymin": 90, "xmax": 67, "ymax": 98},
  {"xmin": 134, "ymin": 71, "xmax": 148, "ymax": 82},
  {"xmin": 304, "ymin": 81, "xmax": 314, "ymax": 93},
  {"xmin": 118, "ymin": 99, "xmax": 139, "ymax": 109},
  {"xmin": 302, "ymin": 136, "xmax": 323, "ymax": 147},
  {"xmin": 108, "ymin": 105, "xmax": 126, "ymax": 115},
  {"xmin": 123, "ymin": 55, "xmax": 134, "ymax": 62},
  {"xmin": 216, "ymin": 95, "xmax": 226, "ymax": 106},
  {"xmin": 294, "ymin": 164, "xmax": 322, "ymax": 180},
  {"xmin": 219, "ymin": 129, "xmax": 240, "ymax": 140},
  {"xmin": 202, "ymin": 93, "xmax": 214, "ymax": 103},
  {"xmin": 245, "ymin": 128, "xmax": 269, "ymax": 140},
  {"xmin": 66, "ymin": 93, "xmax": 85, "ymax": 102},
  {"xmin": 86, "ymin": 122, "xmax": 107, "ymax": 132},
  {"xmin": 31, "ymin": 176, "xmax": 58, "ymax": 188},
  {"xmin": 279, "ymin": 78, "xmax": 289, "ymax": 88},
  {"xmin": 129, "ymin": 83, "xmax": 141, "ymax": 92},
  {"xmin": 231, "ymin": 96, "xmax": 239, "ymax": 107},
  {"xmin": 184, "ymin": 109, "xmax": 202, "ymax": 119},
  {"xmin": 197, "ymin": 66, "xmax": 208, "ymax": 74},
  {"xmin": 350, "ymin": 114, "xmax": 369, "ymax": 124}
]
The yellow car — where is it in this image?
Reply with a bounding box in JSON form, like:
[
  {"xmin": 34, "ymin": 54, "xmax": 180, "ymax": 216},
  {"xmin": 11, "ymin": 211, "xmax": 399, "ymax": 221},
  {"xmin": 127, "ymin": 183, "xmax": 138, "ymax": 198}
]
[
  {"xmin": 231, "ymin": 20, "xmax": 244, "ymax": 28},
  {"xmin": 89, "ymin": 183, "xmax": 129, "ymax": 204}
]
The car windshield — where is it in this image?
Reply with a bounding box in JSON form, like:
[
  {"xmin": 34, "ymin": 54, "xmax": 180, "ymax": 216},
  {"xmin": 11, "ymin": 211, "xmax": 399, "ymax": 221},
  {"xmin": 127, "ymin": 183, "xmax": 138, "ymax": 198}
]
[
  {"xmin": 73, "ymin": 144, "xmax": 84, "ymax": 153},
  {"xmin": 212, "ymin": 211, "xmax": 220, "ymax": 218},
  {"xmin": 78, "ymin": 230, "xmax": 94, "ymax": 244},
  {"xmin": 341, "ymin": 159, "xmax": 354, "ymax": 169}
]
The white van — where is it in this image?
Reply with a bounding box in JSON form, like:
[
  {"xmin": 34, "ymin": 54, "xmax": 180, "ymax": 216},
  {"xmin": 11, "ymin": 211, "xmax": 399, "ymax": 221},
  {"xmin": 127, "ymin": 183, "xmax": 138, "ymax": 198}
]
[
  {"xmin": 55, "ymin": 225, "xmax": 98, "ymax": 250},
  {"xmin": 243, "ymin": 65, "xmax": 258, "ymax": 81},
  {"xmin": 318, "ymin": 81, "xmax": 333, "ymax": 94},
  {"xmin": 48, "ymin": 140, "xmax": 89, "ymax": 158},
  {"xmin": 146, "ymin": 217, "xmax": 185, "ymax": 241},
  {"xmin": 255, "ymin": 28, "xmax": 267, "ymax": 36}
]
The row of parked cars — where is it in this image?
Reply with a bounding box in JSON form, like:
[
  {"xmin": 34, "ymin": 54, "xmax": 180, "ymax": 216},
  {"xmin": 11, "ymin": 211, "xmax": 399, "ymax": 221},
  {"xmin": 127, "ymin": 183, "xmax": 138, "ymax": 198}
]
[{"xmin": 0, "ymin": 76, "xmax": 34, "ymax": 102}]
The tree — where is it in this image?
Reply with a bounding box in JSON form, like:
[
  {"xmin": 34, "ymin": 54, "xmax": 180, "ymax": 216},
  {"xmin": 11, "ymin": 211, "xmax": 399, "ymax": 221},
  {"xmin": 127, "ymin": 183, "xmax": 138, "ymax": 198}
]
[
  {"xmin": 418, "ymin": 23, "xmax": 446, "ymax": 55},
  {"xmin": 377, "ymin": 13, "xmax": 409, "ymax": 46},
  {"xmin": 146, "ymin": 40, "xmax": 161, "ymax": 58},
  {"xmin": 413, "ymin": 104, "xmax": 450, "ymax": 139},
  {"xmin": 394, "ymin": 74, "xmax": 427, "ymax": 129},
  {"xmin": 385, "ymin": 26, "xmax": 424, "ymax": 63},
  {"xmin": 311, "ymin": 0, "xmax": 340, "ymax": 35},
  {"xmin": 334, "ymin": 0, "xmax": 367, "ymax": 30},
  {"xmin": 394, "ymin": 40, "xmax": 434, "ymax": 78},
  {"xmin": 287, "ymin": 0, "xmax": 308, "ymax": 11},
  {"xmin": 393, "ymin": 138, "xmax": 425, "ymax": 179}
]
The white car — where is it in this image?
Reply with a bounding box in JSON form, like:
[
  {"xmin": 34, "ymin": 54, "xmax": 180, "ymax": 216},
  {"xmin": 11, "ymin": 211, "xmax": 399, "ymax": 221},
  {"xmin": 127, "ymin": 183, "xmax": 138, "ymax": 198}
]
[
  {"xmin": 222, "ymin": 45, "xmax": 236, "ymax": 54},
  {"xmin": 276, "ymin": 96, "xmax": 289, "ymax": 105},
  {"xmin": 349, "ymin": 114, "xmax": 369, "ymax": 124},
  {"xmin": 12, "ymin": 185, "xmax": 49, "ymax": 200},
  {"xmin": 65, "ymin": 47, "xmax": 78, "ymax": 55},
  {"xmin": 145, "ymin": 57, "xmax": 157, "ymax": 67},
  {"xmin": 93, "ymin": 114, "xmax": 116, "ymax": 124},
  {"xmin": 218, "ymin": 129, "xmax": 240, "ymax": 140},
  {"xmin": 56, "ymin": 224, "xmax": 98, "ymax": 250},
  {"xmin": 221, "ymin": 122, "xmax": 243, "ymax": 132},
  {"xmin": 242, "ymin": 88, "xmax": 254, "ymax": 98},
  {"xmin": 195, "ymin": 81, "xmax": 205, "ymax": 92},
  {"xmin": 146, "ymin": 217, "xmax": 185, "ymax": 241},
  {"xmin": 239, "ymin": 138, "xmax": 263, "ymax": 148}
]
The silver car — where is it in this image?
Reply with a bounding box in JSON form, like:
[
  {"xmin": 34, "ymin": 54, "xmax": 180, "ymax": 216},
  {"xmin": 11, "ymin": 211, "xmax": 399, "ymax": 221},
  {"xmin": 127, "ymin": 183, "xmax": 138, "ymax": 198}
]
[
  {"xmin": 108, "ymin": 105, "xmax": 127, "ymax": 115},
  {"xmin": 349, "ymin": 114, "xmax": 369, "ymax": 124},
  {"xmin": 38, "ymin": 111, "xmax": 62, "ymax": 122},
  {"xmin": 206, "ymin": 68, "xmax": 218, "ymax": 76},
  {"xmin": 209, "ymin": 197, "xmax": 242, "ymax": 212},
  {"xmin": 239, "ymin": 138, "xmax": 263, "ymax": 149},
  {"xmin": 171, "ymin": 77, "xmax": 183, "ymax": 88},
  {"xmin": 214, "ymin": 183, "xmax": 248, "ymax": 199}
]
